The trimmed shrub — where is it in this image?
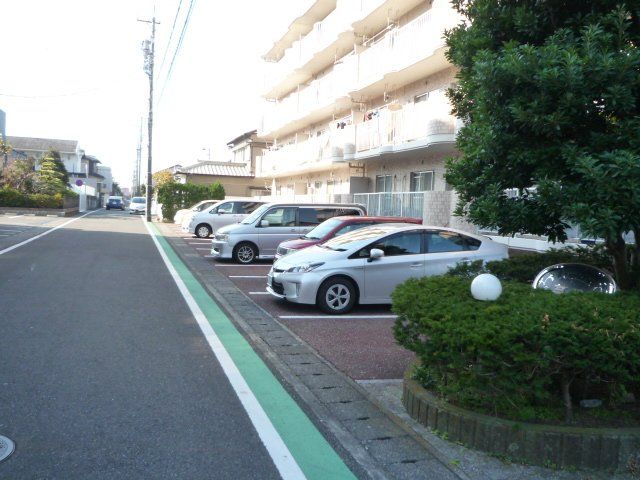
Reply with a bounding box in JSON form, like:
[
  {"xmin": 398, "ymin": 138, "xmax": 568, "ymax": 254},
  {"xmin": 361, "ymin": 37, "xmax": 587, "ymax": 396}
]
[
  {"xmin": 0, "ymin": 187, "xmax": 76, "ymax": 208},
  {"xmin": 156, "ymin": 181, "xmax": 225, "ymax": 221},
  {"xmin": 392, "ymin": 275, "xmax": 640, "ymax": 423},
  {"xmin": 447, "ymin": 246, "xmax": 612, "ymax": 283}
]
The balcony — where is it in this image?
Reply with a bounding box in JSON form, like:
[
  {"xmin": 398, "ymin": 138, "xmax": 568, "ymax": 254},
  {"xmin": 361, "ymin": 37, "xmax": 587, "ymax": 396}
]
[
  {"xmin": 256, "ymin": 134, "xmax": 334, "ymax": 178},
  {"xmin": 263, "ymin": 0, "xmax": 390, "ymax": 99},
  {"xmin": 351, "ymin": 7, "xmax": 460, "ymax": 97},
  {"xmin": 333, "ymin": 96, "xmax": 458, "ymax": 161}
]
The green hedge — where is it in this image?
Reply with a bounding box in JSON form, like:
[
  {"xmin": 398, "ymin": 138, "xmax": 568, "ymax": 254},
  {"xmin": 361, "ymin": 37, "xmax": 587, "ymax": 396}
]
[
  {"xmin": 447, "ymin": 246, "xmax": 612, "ymax": 283},
  {"xmin": 0, "ymin": 187, "xmax": 77, "ymax": 209},
  {"xmin": 392, "ymin": 275, "xmax": 640, "ymax": 423},
  {"xmin": 156, "ymin": 181, "xmax": 225, "ymax": 221}
]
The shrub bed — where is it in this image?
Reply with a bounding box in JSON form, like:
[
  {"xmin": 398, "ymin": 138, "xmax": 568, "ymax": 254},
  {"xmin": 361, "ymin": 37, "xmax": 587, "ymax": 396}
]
[
  {"xmin": 0, "ymin": 187, "xmax": 77, "ymax": 209},
  {"xmin": 156, "ymin": 181, "xmax": 224, "ymax": 221},
  {"xmin": 392, "ymin": 275, "xmax": 640, "ymax": 425}
]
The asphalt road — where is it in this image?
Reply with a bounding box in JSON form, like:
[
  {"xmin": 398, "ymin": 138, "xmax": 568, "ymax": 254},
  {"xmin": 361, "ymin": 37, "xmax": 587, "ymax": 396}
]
[
  {"xmin": 0, "ymin": 210, "xmax": 285, "ymax": 479},
  {"xmin": 166, "ymin": 223, "xmax": 414, "ymax": 380}
]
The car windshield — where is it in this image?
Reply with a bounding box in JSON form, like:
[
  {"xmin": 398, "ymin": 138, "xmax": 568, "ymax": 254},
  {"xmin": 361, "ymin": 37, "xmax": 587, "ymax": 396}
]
[
  {"xmin": 241, "ymin": 204, "xmax": 270, "ymax": 224},
  {"xmin": 323, "ymin": 225, "xmax": 399, "ymax": 249},
  {"xmin": 132, "ymin": 197, "xmax": 145, "ymax": 204},
  {"xmin": 109, "ymin": 199, "xmax": 121, "ymax": 203},
  {"xmin": 303, "ymin": 218, "xmax": 343, "ymax": 240}
]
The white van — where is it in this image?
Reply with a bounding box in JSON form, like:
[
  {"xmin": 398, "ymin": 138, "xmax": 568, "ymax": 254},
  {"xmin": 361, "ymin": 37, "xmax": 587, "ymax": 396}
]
[
  {"xmin": 209, "ymin": 203, "xmax": 366, "ymax": 263},
  {"xmin": 183, "ymin": 199, "xmax": 266, "ymax": 238}
]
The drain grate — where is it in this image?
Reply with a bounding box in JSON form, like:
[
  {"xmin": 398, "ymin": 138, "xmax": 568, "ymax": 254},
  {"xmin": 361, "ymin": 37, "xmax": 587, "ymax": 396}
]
[{"xmin": 0, "ymin": 435, "xmax": 15, "ymax": 463}]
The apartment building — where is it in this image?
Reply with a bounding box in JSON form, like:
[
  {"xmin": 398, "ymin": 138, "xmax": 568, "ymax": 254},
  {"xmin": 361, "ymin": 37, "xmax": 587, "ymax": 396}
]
[{"xmin": 256, "ymin": 0, "xmax": 471, "ymax": 229}]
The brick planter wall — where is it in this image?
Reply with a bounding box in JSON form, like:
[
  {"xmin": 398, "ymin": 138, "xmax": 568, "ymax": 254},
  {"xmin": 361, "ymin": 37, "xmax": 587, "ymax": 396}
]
[{"xmin": 403, "ymin": 375, "xmax": 640, "ymax": 472}]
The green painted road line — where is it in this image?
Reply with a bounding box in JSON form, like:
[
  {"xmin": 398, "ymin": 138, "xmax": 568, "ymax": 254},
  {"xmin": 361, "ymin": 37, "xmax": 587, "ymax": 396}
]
[{"xmin": 150, "ymin": 224, "xmax": 356, "ymax": 480}]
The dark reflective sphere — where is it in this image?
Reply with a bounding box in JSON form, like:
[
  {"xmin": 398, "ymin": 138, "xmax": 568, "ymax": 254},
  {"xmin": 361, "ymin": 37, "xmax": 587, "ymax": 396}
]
[{"xmin": 532, "ymin": 263, "xmax": 617, "ymax": 294}]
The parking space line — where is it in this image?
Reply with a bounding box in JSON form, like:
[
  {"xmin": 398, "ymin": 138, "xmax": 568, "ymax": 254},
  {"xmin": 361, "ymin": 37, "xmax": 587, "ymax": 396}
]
[
  {"xmin": 214, "ymin": 264, "xmax": 272, "ymax": 268},
  {"xmin": 229, "ymin": 275, "xmax": 267, "ymax": 278},
  {"xmin": 0, "ymin": 229, "xmax": 22, "ymax": 232},
  {"xmin": 186, "ymin": 242, "xmax": 211, "ymax": 245},
  {"xmin": 279, "ymin": 315, "xmax": 398, "ymax": 319},
  {"xmin": 249, "ymin": 291, "xmax": 270, "ymax": 295},
  {"xmin": 196, "ymin": 248, "xmax": 211, "ymax": 251},
  {"xmin": 9, "ymin": 215, "xmax": 23, "ymax": 218}
]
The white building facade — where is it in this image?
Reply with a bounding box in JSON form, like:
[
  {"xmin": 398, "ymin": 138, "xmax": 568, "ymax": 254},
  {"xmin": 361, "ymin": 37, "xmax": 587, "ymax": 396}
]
[{"xmin": 256, "ymin": 0, "xmax": 472, "ymax": 231}]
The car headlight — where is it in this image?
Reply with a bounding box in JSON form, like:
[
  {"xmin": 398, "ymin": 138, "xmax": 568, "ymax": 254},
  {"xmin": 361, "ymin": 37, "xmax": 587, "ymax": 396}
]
[
  {"xmin": 215, "ymin": 233, "xmax": 229, "ymax": 242},
  {"xmin": 287, "ymin": 262, "xmax": 324, "ymax": 273}
]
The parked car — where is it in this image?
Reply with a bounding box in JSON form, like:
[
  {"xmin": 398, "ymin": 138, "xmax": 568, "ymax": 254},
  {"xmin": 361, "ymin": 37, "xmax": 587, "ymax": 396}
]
[
  {"xmin": 174, "ymin": 199, "xmax": 219, "ymax": 225},
  {"xmin": 266, "ymin": 224, "xmax": 508, "ymax": 314},
  {"xmin": 106, "ymin": 196, "xmax": 124, "ymax": 210},
  {"xmin": 183, "ymin": 199, "xmax": 266, "ymax": 238},
  {"xmin": 210, "ymin": 203, "xmax": 367, "ymax": 264},
  {"xmin": 275, "ymin": 216, "xmax": 422, "ymax": 260},
  {"xmin": 129, "ymin": 197, "xmax": 146, "ymax": 214}
]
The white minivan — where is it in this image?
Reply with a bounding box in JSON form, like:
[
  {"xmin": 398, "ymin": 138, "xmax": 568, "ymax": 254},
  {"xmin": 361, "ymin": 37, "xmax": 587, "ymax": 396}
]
[
  {"xmin": 210, "ymin": 203, "xmax": 366, "ymax": 263},
  {"xmin": 183, "ymin": 199, "xmax": 265, "ymax": 238}
]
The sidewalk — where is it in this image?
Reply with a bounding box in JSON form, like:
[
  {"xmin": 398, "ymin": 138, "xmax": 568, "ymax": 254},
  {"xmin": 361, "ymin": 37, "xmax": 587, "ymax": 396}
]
[{"xmin": 155, "ymin": 221, "xmax": 630, "ymax": 480}]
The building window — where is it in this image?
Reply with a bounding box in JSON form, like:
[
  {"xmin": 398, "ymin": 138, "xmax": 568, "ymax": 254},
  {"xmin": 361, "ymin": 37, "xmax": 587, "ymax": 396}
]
[
  {"xmin": 414, "ymin": 92, "xmax": 429, "ymax": 103},
  {"xmin": 375, "ymin": 175, "xmax": 393, "ymax": 192},
  {"xmin": 410, "ymin": 171, "xmax": 434, "ymax": 192}
]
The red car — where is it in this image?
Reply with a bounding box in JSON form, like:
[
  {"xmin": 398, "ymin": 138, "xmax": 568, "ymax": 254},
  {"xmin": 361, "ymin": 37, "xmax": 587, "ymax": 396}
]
[{"xmin": 274, "ymin": 215, "xmax": 423, "ymax": 259}]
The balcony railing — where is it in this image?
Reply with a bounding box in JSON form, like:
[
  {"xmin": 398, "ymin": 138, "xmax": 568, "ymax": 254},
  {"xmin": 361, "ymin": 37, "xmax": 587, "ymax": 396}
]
[
  {"xmin": 264, "ymin": 0, "xmax": 387, "ymax": 92},
  {"xmin": 257, "ymin": 134, "xmax": 332, "ymax": 177},
  {"xmin": 353, "ymin": 192, "xmax": 425, "ymax": 219},
  {"xmin": 353, "ymin": 99, "xmax": 456, "ymax": 152}
]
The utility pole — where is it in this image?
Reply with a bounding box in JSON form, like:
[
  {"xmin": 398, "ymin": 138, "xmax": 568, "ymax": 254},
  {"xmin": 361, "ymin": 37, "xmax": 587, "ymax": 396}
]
[{"xmin": 139, "ymin": 16, "xmax": 159, "ymax": 222}]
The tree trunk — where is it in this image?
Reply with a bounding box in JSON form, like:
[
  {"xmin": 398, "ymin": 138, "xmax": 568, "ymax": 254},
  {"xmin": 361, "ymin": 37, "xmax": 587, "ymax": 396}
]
[
  {"xmin": 561, "ymin": 375, "xmax": 573, "ymax": 423},
  {"xmin": 606, "ymin": 234, "xmax": 634, "ymax": 290}
]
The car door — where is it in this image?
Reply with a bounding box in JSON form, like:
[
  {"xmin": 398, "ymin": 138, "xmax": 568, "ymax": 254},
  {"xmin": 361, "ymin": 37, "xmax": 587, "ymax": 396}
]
[
  {"xmin": 258, "ymin": 206, "xmax": 299, "ymax": 256},
  {"xmin": 424, "ymin": 230, "xmax": 479, "ymax": 276},
  {"xmin": 208, "ymin": 201, "xmax": 235, "ymax": 231},
  {"xmin": 361, "ymin": 230, "xmax": 425, "ymax": 303}
]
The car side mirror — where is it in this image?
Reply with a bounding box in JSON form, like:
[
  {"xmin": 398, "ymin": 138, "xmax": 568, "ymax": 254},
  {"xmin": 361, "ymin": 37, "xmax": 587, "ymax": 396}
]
[
  {"xmin": 260, "ymin": 220, "xmax": 269, "ymax": 228},
  {"xmin": 368, "ymin": 248, "xmax": 384, "ymax": 262}
]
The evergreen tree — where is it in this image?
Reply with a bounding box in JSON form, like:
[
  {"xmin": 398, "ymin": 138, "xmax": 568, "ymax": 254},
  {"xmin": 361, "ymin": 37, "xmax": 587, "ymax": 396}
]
[
  {"xmin": 445, "ymin": 0, "xmax": 640, "ymax": 289},
  {"xmin": 37, "ymin": 150, "xmax": 68, "ymax": 194}
]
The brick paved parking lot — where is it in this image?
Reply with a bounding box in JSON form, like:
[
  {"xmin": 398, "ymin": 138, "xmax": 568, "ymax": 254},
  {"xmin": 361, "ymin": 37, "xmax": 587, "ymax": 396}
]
[{"xmin": 165, "ymin": 223, "xmax": 414, "ymax": 380}]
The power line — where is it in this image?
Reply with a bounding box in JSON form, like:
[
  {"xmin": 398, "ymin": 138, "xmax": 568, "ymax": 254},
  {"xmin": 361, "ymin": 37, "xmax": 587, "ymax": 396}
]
[
  {"xmin": 157, "ymin": 0, "xmax": 184, "ymax": 80},
  {"xmin": 158, "ymin": 0, "xmax": 196, "ymax": 104}
]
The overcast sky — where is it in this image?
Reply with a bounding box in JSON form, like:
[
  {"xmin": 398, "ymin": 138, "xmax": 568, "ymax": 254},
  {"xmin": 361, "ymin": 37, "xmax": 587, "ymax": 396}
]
[{"xmin": 0, "ymin": 0, "xmax": 297, "ymax": 188}]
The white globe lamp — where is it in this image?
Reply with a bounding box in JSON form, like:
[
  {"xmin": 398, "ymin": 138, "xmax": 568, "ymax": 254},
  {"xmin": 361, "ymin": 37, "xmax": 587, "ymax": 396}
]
[{"xmin": 471, "ymin": 273, "xmax": 502, "ymax": 301}]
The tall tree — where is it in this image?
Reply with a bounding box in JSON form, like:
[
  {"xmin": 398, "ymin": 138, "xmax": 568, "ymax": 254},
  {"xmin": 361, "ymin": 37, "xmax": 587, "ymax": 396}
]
[
  {"xmin": 445, "ymin": 0, "xmax": 640, "ymax": 289},
  {"xmin": 4, "ymin": 157, "xmax": 37, "ymax": 193},
  {"xmin": 36, "ymin": 150, "xmax": 69, "ymax": 194}
]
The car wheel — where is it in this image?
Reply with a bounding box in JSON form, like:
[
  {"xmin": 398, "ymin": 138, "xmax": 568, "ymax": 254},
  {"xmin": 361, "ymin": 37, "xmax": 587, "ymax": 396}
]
[
  {"xmin": 317, "ymin": 277, "xmax": 357, "ymax": 314},
  {"xmin": 233, "ymin": 242, "xmax": 257, "ymax": 264},
  {"xmin": 195, "ymin": 224, "xmax": 212, "ymax": 238}
]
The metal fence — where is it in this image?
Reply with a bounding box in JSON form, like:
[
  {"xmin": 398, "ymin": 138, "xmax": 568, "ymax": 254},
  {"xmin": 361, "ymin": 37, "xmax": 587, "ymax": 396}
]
[{"xmin": 353, "ymin": 192, "xmax": 425, "ymax": 219}]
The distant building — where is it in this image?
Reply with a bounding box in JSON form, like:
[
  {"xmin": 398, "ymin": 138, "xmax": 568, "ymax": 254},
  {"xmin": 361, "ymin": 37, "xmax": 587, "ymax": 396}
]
[{"xmin": 5, "ymin": 136, "xmax": 84, "ymax": 174}]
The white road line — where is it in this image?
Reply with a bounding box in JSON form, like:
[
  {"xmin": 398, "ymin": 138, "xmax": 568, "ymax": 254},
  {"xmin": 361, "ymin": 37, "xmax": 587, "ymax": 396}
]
[
  {"xmin": 279, "ymin": 315, "xmax": 398, "ymax": 319},
  {"xmin": 0, "ymin": 210, "xmax": 99, "ymax": 256},
  {"xmin": 0, "ymin": 229, "xmax": 22, "ymax": 232},
  {"xmin": 0, "ymin": 234, "xmax": 9, "ymax": 237},
  {"xmin": 249, "ymin": 291, "xmax": 271, "ymax": 295},
  {"xmin": 142, "ymin": 219, "xmax": 306, "ymax": 480},
  {"xmin": 9, "ymin": 215, "xmax": 23, "ymax": 218},
  {"xmin": 229, "ymin": 275, "xmax": 267, "ymax": 279}
]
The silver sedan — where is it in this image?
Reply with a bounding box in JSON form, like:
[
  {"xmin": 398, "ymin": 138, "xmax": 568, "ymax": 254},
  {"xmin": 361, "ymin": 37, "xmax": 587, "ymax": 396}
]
[{"xmin": 266, "ymin": 224, "xmax": 508, "ymax": 314}]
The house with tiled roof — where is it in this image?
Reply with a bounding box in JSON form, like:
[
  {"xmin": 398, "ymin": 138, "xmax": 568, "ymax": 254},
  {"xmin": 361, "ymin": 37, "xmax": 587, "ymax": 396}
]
[{"xmin": 165, "ymin": 131, "xmax": 271, "ymax": 197}]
